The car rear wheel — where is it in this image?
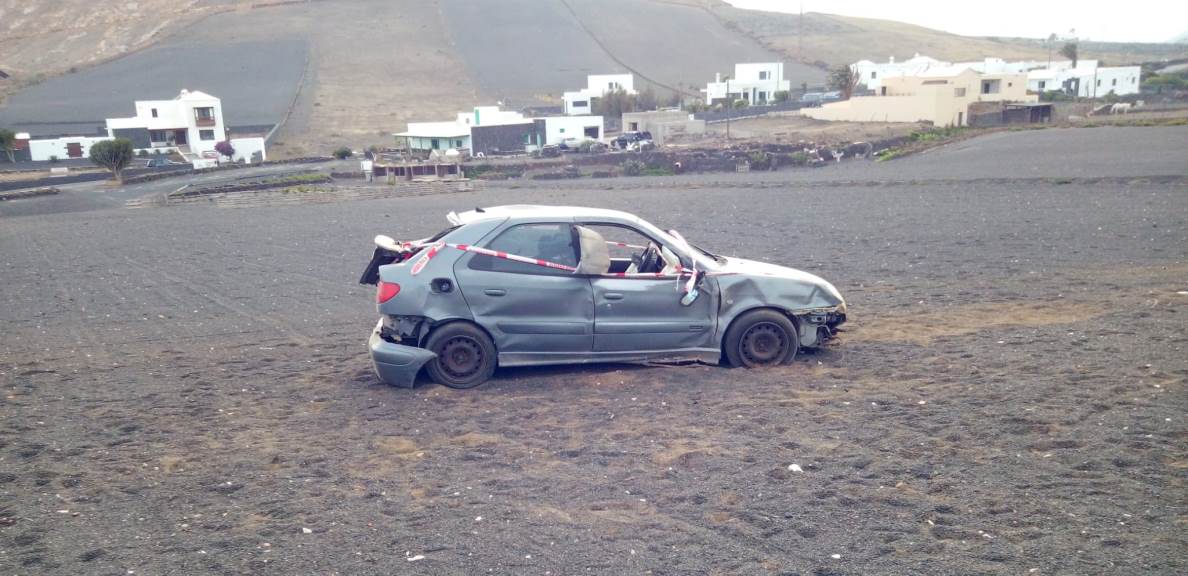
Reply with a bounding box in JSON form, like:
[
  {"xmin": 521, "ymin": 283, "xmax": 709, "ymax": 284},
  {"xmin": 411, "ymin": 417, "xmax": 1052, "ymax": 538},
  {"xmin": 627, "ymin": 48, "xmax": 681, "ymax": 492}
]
[
  {"xmin": 723, "ymin": 309, "xmax": 799, "ymax": 368},
  {"xmin": 424, "ymin": 322, "xmax": 497, "ymax": 389}
]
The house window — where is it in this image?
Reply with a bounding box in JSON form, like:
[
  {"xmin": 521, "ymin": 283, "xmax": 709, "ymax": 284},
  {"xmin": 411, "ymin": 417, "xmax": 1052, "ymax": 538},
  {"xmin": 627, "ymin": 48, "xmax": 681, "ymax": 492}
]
[
  {"xmin": 431, "ymin": 138, "xmax": 440, "ymax": 149},
  {"xmin": 199, "ymin": 129, "xmax": 215, "ymax": 141},
  {"xmin": 1111, "ymin": 78, "xmax": 1117, "ymax": 86},
  {"xmin": 981, "ymin": 80, "xmax": 999, "ymax": 94},
  {"xmin": 559, "ymin": 128, "xmax": 565, "ymax": 134},
  {"xmin": 758, "ymin": 91, "xmax": 767, "ymax": 102},
  {"xmin": 759, "ymin": 71, "xmax": 769, "ymax": 80},
  {"xmin": 194, "ymin": 106, "xmax": 216, "ymax": 126},
  {"xmin": 151, "ymin": 108, "xmax": 158, "ymax": 118},
  {"xmin": 572, "ymin": 100, "xmax": 588, "ymax": 109},
  {"xmin": 871, "ymin": 71, "xmax": 877, "ymax": 79},
  {"xmin": 1096, "ymin": 79, "xmax": 1101, "ymax": 87},
  {"xmin": 955, "ymin": 87, "xmax": 967, "ymax": 97},
  {"xmin": 1039, "ymin": 81, "xmax": 1046, "ymax": 90},
  {"xmin": 149, "ymin": 130, "xmax": 170, "ymax": 143},
  {"xmin": 454, "ymin": 140, "xmax": 462, "ymax": 148}
]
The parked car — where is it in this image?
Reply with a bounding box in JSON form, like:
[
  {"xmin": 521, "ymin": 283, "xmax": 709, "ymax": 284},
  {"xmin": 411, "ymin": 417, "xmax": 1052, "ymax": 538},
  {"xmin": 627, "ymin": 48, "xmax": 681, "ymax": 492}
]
[
  {"xmin": 359, "ymin": 205, "xmax": 848, "ymax": 388},
  {"xmin": 800, "ymin": 92, "xmax": 824, "ymax": 106},
  {"xmin": 821, "ymin": 91, "xmax": 843, "ymax": 102},
  {"xmin": 145, "ymin": 158, "xmax": 180, "ymax": 168},
  {"xmin": 612, "ymin": 131, "xmax": 653, "ymax": 150},
  {"xmin": 558, "ymin": 137, "xmax": 588, "ymax": 151},
  {"xmin": 534, "ymin": 144, "xmax": 562, "ymax": 158}
]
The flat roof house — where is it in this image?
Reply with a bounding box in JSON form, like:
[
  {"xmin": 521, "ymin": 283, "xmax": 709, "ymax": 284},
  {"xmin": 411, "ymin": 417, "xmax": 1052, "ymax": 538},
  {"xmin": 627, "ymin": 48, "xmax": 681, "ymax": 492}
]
[
  {"xmin": 105, "ymin": 89, "xmax": 228, "ymax": 162},
  {"xmin": 562, "ymin": 74, "xmax": 636, "ymax": 116},
  {"xmin": 6, "ymin": 89, "xmax": 264, "ymax": 165},
  {"xmin": 703, "ymin": 63, "xmax": 791, "ymax": 105},
  {"xmin": 802, "ymin": 67, "xmax": 1036, "ymax": 127},
  {"xmin": 396, "ymin": 106, "xmax": 546, "ymax": 157},
  {"xmin": 853, "ymin": 54, "xmax": 1141, "ymax": 98}
]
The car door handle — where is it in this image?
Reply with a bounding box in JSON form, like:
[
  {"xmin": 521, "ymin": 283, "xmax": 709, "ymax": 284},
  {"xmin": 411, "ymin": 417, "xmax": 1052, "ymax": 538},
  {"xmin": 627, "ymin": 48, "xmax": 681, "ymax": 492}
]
[
  {"xmin": 484, "ymin": 289, "xmax": 506, "ymax": 297},
  {"xmin": 603, "ymin": 292, "xmax": 624, "ymax": 301}
]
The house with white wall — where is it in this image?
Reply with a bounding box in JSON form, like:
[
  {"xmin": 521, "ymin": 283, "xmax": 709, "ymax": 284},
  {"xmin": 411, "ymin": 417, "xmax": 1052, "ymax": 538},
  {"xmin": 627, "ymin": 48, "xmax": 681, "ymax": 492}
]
[
  {"xmin": 105, "ymin": 89, "xmax": 232, "ymax": 161},
  {"xmin": 853, "ymin": 54, "xmax": 1141, "ymax": 97},
  {"xmin": 703, "ymin": 63, "xmax": 791, "ymax": 105},
  {"xmin": 539, "ymin": 116, "xmax": 603, "ymax": 145},
  {"xmin": 13, "ymin": 89, "xmax": 264, "ymax": 164},
  {"xmin": 562, "ymin": 74, "xmax": 636, "ymax": 115},
  {"xmin": 803, "ymin": 67, "xmax": 1036, "ymax": 126},
  {"xmin": 1025, "ymin": 61, "xmax": 1140, "ymax": 97}
]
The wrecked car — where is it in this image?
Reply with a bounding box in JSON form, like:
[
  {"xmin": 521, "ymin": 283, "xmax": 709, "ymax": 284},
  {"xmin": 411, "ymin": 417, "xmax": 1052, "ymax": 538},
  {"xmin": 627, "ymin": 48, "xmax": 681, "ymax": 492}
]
[{"xmin": 359, "ymin": 205, "xmax": 847, "ymax": 388}]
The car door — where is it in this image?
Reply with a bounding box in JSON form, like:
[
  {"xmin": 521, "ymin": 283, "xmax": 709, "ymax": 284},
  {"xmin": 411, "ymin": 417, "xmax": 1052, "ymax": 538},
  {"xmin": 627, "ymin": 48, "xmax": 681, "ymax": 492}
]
[
  {"xmin": 582, "ymin": 224, "xmax": 718, "ymax": 352},
  {"xmin": 453, "ymin": 222, "xmax": 594, "ymax": 357}
]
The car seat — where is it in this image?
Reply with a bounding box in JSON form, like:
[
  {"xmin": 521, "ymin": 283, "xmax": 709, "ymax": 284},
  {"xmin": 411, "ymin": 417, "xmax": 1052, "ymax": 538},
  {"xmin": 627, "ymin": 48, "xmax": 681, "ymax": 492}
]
[{"xmin": 574, "ymin": 226, "xmax": 610, "ymax": 275}]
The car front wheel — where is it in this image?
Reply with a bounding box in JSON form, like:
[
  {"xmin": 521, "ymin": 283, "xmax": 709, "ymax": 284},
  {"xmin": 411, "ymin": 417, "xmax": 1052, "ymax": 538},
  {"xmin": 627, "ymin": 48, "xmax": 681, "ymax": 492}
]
[
  {"xmin": 424, "ymin": 322, "xmax": 497, "ymax": 389},
  {"xmin": 723, "ymin": 309, "xmax": 799, "ymax": 368}
]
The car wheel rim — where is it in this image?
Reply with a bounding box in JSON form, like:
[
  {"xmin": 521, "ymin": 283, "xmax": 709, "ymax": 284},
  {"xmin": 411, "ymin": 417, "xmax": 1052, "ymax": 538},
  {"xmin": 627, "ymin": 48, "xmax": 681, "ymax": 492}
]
[
  {"xmin": 739, "ymin": 322, "xmax": 787, "ymax": 366},
  {"xmin": 439, "ymin": 336, "xmax": 483, "ymax": 379}
]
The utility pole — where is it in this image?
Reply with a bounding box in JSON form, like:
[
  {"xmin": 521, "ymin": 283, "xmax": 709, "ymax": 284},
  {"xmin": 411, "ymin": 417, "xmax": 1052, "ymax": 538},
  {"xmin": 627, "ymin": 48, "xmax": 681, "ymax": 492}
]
[
  {"xmin": 725, "ymin": 77, "xmax": 731, "ymax": 140},
  {"xmin": 798, "ymin": 1, "xmax": 803, "ymax": 61}
]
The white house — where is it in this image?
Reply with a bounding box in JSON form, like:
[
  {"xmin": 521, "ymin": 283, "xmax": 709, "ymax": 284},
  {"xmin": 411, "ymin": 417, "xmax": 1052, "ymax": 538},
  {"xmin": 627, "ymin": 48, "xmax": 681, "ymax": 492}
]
[
  {"xmin": 1025, "ymin": 61, "xmax": 1141, "ymax": 97},
  {"xmin": 397, "ymin": 106, "xmax": 530, "ymax": 152},
  {"xmin": 562, "ymin": 74, "xmax": 636, "ymax": 115},
  {"xmin": 852, "ymin": 54, "xmax": 946, "ymax": 91},
  {"xmin": 16, "ymin": 89, "xmax": 264, "ymax": 164},
  {"xmin": 22, "ymin": 133, "xmax": 111, "ymax": 162},
  {"xmin": 703, "ymin": 63, "xmax": 791, "ymax": 105},
  {"xmin": 539, "ymin": 116, "xmax": 603, "ymax": 145},
  {"xmin": 105, "ymin": 89, "xmax": 232, "ymax": 161},
  {"xmin": 853, "ymin": 54, "xmax": 1141, "ymax": 97}
]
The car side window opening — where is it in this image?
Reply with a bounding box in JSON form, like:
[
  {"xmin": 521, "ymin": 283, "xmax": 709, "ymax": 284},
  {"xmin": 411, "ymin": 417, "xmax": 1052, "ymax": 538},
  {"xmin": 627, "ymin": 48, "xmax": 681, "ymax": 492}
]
[
  {"xmin": 578, "ymin": 223, "xmax": 683, "ymax": 275},
  {"xmin": 468, "ymin": 223, "xmax": 578, "ymax": 275}
]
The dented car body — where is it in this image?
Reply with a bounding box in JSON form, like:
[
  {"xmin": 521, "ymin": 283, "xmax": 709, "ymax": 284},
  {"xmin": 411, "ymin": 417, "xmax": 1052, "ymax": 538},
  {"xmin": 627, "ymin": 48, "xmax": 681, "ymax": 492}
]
[{"xmin": 360, "ymin": 205, "xmax": 846, "ymax": 388}]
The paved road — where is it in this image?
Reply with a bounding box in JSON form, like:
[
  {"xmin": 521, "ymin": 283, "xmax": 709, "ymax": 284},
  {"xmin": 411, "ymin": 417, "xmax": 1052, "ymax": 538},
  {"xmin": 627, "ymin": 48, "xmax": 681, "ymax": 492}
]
[{"xmin": 1, "ymin": 126, "xmax": 1185, "ymax": 575}]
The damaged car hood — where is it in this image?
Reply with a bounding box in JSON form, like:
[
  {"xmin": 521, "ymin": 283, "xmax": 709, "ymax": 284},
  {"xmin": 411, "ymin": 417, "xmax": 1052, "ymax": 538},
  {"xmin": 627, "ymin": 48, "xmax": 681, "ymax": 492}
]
[{"xmin": 717, "ymin": 257, "xmax": 845, "ymax": 307}]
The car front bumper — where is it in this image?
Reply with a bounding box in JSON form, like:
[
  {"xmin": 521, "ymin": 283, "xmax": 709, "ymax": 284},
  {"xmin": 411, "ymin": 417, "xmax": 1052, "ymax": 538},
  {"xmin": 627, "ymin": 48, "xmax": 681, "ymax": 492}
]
[{"xmin": 368, "ymin": 320, "xmax": 437, "ymax": 388}]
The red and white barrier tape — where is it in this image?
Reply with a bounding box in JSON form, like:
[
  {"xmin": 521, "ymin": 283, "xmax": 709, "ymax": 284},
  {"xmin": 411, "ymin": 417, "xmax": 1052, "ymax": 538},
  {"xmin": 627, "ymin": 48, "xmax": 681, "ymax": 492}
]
[{"xmin": 408, "ymin": 241, "xmax": 700, "ymax": 280}]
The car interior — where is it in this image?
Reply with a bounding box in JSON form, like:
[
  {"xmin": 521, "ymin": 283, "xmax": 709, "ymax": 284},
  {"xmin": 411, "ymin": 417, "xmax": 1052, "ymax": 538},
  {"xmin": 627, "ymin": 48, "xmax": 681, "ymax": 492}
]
[{"xmin": 574, "ymin": 225, "xmax": 681, "ymax": 276}]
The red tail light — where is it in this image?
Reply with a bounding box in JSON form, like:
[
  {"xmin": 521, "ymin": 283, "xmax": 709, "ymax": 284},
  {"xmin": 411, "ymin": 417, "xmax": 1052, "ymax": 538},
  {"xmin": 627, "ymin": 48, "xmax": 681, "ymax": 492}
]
[{"xmin": 376, "ymin": 281, "xmax": 400, "ymax": 303}]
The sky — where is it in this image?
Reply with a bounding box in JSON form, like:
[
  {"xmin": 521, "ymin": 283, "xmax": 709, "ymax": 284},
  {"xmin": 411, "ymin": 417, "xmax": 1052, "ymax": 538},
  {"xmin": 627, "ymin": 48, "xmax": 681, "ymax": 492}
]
[{"xmin": 723, "ymin": 1, "xmax": 1188, "ymax": 43}]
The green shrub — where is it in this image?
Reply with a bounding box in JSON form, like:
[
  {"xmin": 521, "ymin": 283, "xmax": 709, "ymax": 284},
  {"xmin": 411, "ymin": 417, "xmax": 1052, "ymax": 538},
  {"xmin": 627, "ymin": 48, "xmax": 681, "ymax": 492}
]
[
  {"xmin": 333, "ymin": 146, "xmax": 353, "ymax": 159},
  {"xmin": 787, "ymin": 151, "xmax": 809, "ymax": 166},
  {"xmin": 732, "ymin": 99, "xmax": 749, "ymax": 109},
  {"xmin": 48, "ymin": 155, "xmax": 59, "ymax": 163},
  {"xmin": 622, "ymin": 159, "xmax": 645, "ymax": 176},
  {"xmin": 773, "ymin": 90, "xmax": 791, "ymax": 103},
  {"xmin": 747, "ymin": 151, "xmax": 771, "ymax": 170}
]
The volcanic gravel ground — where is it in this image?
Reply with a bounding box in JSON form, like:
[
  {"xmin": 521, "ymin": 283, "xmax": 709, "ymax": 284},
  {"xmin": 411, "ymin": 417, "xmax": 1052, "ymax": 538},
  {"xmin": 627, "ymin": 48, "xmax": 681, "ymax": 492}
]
[{"xmin": 1, "ymin": 129, "xmax": 1186, "ymax": 574}]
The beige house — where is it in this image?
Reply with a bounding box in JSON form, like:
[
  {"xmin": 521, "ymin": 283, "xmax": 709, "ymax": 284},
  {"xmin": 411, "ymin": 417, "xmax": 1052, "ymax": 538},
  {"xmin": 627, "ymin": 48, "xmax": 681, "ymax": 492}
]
[{"xmin": 802, "ymin": 67, "xmax": 1037, "ymax": 127}]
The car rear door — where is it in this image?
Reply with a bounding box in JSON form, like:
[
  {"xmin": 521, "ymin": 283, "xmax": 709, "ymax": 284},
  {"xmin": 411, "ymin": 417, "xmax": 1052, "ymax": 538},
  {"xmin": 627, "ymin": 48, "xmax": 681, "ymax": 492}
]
[{"xmin": 453, "ymin": 222, "xmax": 594, "ymax": 355}]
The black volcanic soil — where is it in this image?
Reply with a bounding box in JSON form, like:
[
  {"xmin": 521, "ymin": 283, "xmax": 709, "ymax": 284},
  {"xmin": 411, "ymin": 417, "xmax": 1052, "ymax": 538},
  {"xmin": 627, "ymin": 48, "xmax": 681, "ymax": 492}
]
[{"xmin": 1, "ymin": 127, "xmax": 1186, "ymax": 575}]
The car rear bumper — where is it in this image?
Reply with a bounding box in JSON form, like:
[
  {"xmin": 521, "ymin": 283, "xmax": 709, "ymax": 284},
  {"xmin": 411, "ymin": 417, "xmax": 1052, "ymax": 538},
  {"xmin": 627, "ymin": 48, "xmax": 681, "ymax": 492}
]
[{"xmin": 369, "ymin": 320, "xmax": 436, "ymax": 388}]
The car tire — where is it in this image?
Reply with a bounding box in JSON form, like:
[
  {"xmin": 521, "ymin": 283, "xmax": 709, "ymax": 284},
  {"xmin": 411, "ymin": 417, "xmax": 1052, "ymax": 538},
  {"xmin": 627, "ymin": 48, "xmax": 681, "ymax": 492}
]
[
  {"xmin": 723, "ymin": 309, "xmax": 799, "ymax": 368},
  {"xmin": 424, "ymin": 322, "xmax": 497, "ymax": 389}
]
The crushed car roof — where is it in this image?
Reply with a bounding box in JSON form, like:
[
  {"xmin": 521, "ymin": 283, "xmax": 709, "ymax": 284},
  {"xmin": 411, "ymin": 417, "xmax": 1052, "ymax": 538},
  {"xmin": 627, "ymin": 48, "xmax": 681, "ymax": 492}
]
[{"xmin": 452, "ymin": 205, "xmax": 642, "ymax": 225}]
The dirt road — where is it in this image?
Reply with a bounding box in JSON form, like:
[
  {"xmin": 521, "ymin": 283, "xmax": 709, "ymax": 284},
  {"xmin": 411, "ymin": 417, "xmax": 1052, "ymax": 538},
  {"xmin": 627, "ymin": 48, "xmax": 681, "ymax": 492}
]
[{"xmin": 1, "ymin": 127, "xmax": 1186, "ymax": 574}]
